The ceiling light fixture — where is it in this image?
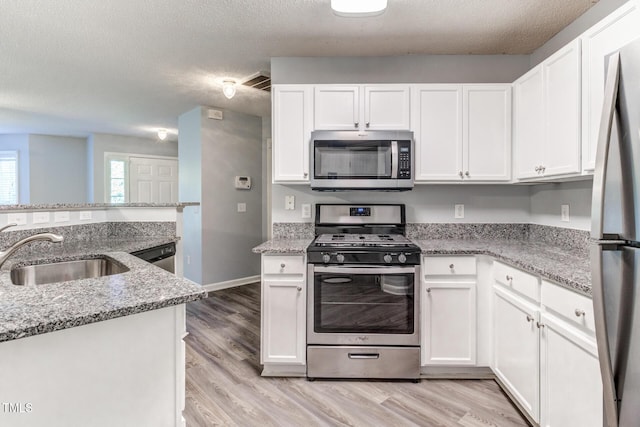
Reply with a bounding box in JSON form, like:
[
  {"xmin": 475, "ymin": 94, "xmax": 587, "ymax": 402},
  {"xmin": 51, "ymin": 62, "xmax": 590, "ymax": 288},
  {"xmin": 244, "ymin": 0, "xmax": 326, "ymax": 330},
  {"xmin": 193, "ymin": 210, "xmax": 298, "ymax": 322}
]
[
  {"xmin": 331, "ymin": 0, "xmax": 387, "ymax": 17},
  {"xmin": 157, "ymin": 129, "xmax": 168, "ymax": 141},
  {"xmin": 222, "ymin": 80, "xmax": 237, "ymax": 99}
]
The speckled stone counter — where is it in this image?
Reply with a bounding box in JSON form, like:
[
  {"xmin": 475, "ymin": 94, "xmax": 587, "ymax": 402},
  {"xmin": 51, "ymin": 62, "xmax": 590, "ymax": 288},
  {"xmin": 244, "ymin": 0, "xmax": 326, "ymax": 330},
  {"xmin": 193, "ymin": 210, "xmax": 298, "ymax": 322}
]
[
  {"xmin": 0, "ymin": 251, "xmax": 206, "ymax": 342},
  {"xmin": 415, "ymin": 239, "xmax": 591, "ymax": 296},
  {"xmin": 252, "ymin": 238, "xmax": 314, "ymax": 254}
]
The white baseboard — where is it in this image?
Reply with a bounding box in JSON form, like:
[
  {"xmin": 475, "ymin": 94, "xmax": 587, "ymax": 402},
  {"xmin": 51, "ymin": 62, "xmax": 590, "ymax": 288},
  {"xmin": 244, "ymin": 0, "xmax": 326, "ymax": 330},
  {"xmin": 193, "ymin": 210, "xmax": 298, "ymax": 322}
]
[{"xmin": 203, "ymin": 275, "xmax": 260, "ymax": 292}]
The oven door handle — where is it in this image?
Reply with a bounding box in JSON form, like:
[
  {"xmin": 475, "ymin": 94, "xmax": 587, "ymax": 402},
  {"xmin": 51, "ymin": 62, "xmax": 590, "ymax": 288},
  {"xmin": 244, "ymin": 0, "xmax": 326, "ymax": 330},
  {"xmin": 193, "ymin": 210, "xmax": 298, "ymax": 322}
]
[{"xmin": 312, "ymin": 265, "xmax": 416, "ymax": 274}]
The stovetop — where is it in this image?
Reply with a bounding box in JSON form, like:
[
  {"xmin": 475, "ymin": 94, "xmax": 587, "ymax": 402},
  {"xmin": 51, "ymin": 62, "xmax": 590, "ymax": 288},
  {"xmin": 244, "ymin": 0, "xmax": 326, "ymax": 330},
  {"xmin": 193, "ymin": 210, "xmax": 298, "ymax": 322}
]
[
  {"xmin": 307, "ymin": 233, "xmax": 420, "ymax": 265},
  {"xmin": 313, "ymin": 233, "xmax": 414, "ymax": 247}
]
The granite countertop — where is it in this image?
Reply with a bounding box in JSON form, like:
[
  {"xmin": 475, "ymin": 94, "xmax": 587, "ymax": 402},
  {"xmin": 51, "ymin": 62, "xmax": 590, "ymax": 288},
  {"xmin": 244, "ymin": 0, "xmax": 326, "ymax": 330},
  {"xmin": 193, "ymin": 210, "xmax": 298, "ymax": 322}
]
[
  {"xmin": 0, "ymin": 241, "xmax": 207, "ymax": 343},
  {"xmin": 252, "ymin": 237, "xmax": 591, "ymax": 296}
]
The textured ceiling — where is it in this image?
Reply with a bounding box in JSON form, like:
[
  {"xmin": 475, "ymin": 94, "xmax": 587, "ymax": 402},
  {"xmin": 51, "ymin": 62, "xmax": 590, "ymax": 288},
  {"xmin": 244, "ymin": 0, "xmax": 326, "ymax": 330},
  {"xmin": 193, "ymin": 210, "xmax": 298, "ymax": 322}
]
[{"xmin": 0, "ymin": 0, "xmax": 598, "ymax": 141}]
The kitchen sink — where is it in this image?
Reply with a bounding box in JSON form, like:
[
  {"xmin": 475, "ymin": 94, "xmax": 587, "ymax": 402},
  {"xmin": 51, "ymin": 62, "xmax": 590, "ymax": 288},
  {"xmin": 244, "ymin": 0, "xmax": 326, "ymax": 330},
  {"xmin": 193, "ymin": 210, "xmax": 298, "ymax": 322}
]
[{"xmin": 10, "ymin": 256, "xmax": 130, "ymax": 286}]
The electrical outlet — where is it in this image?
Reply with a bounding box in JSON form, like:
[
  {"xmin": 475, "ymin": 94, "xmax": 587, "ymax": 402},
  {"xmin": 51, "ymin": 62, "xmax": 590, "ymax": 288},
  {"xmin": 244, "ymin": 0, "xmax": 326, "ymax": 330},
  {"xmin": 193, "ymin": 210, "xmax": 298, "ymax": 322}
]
[
  {"xmin": 454, "ymin": 204, "xmax": 465, "ymax": 219},
  {"xmin": 285, "ymin": 195, "xmax": 295, "ymax": 210},
  {"xmin": 186, "ymin": 255, "xmax": 191, "ymax": 265},
  {"xmin": 301, "ymin": 203, "xmax": 311, "ymax": 219},
  {"xmin": 54, "ymin": 211, "xmax": 70, "ymax": 223},
  {"xmin": 79, "ymin": 211, "xmax": 92, "ymax": 220},
  {"xmin": 32, "ymin": 212, "xmax": 50, "ymax": 224},
  {"xmin": 561, "ymin": 204, "xmax": 570, "ymax": 222},
  {"xmin": 237, "ymin": 202, "xmax": 246, "ymax": 213},
  {"xmin": 7, "ymin": 213, "xmax": 27, "ymax": 225}
]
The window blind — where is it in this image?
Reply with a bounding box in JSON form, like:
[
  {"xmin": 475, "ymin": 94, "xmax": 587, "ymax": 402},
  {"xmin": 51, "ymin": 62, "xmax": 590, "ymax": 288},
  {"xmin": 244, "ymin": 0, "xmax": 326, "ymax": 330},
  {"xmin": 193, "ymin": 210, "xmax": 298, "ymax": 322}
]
[{"xmin": 0, "ymin": 151, "xmax": 18, "ymax": 205}]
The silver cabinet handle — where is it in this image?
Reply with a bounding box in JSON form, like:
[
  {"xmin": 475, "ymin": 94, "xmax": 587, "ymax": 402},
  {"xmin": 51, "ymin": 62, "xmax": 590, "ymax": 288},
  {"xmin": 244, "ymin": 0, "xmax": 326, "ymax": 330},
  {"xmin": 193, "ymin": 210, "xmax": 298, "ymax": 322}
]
[
  {"xmin": 426, "ymin": 288, "xmax": 431, "ymax": 293},
  {"xmin": 537, "ymin": 321, "xmax": 545, "ymax": 329},
  {"xmin": 303, "ymin": 172, "xmax": 308, "ymax": 178},
  {"xmin": 575, "ymin": 309, "xmax": 586, "ymax": 317},
  {"xmin": 541, "ymin": 166, "xmax": 546, "ymax": 173},
  {"xmin": 465, "ymin": 171, "xmax": 470, "ymax": 177},
  {"xmin": 526, "ymin": 315, "xmax": 534, "ymax": 322},
  {"xmin": 365, "ymin": 122, "xmax": 370, "ymax": 128},
  {"xmin": 506, "ymin": 275, "xmax": 513, "ymax": 281},
  {"xmin": 280, "ymin": 263, "xmax": 285, "ymax": 268},
  {"xmin": 534, "ymin": 166, "xmax": 540, "ymax": 172},
  {"xmin": 354, "ymin": 122, "xmax": 359, "ymax": 128},
  {"xmin": 449, "ymin": 264, "xmax": 454, "ymax": 269},
  {"xmin": 459, "ymin": 171, "xmax": 463, "ymax": 178},
  {"xmin": 297, "ymin": 286, "xmax": 302, "ymax": 292}
]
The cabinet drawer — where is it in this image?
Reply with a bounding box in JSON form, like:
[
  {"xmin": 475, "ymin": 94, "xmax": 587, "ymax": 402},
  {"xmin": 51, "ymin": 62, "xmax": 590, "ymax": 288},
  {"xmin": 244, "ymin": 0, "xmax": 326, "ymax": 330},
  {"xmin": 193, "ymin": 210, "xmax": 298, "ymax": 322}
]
[
  {"xmin": 542, "ymin": 280, "xmax": 595, "ymax": 333},
  {"xmin": 423, "ymin": 256, "xmax": 477, "ymax": 276},
  {"xmin": 263, "ymin": 255, "xmax": 305, "ymax": 276},
  {"xmin": 494, "ymin": 261, "xmax": 540, "ymax": 302}
]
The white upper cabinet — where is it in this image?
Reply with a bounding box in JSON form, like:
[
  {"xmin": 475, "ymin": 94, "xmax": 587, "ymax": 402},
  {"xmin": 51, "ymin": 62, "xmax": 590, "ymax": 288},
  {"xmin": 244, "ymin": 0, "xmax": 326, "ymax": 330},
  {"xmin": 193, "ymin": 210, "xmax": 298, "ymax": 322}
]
[
  {"xmin": 581, "ymin": 0, "xmax": 640, "ymax": 172},
  {"xmin": 513, "ymin": 40, "xmax": 581, "ymax": 180},
  {"xmin": 463, "ymin": 85, "xmax": 512, "ymax": 181},
  {"xmin": 514, "ymin": 66, "xmax": 545, "ymax": 179},
  {"xmin": 272, "ymin": 85, "xmax": 313, "ymax": 183},
  {"xmin": 412, "ymin": 84, "xmax": 511, "ymax": 182},
  {"xmin": 314, "ymin": 85, "xmax": 410, "ymax": 131},
  {"xmin": 411, "ymin": 85, "xmax": 463, "ymax": 181}
]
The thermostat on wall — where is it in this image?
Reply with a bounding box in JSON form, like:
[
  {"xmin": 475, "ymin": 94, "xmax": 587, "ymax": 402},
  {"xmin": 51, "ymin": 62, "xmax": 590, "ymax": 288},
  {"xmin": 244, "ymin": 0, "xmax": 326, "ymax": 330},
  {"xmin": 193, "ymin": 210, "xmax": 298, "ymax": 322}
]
[{"xmin": 235, "ymin": 176, "xmax": 251, "ymax": 190}]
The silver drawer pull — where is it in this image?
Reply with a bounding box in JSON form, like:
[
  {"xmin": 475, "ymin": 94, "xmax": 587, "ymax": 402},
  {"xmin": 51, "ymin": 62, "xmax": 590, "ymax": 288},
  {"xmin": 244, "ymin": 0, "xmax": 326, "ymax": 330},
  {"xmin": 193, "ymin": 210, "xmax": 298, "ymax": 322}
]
[
  {"xmin": 449, "ymin": 264, "xmax": 454, "ymax": 269},
  {"xmin": 575, "ymin": 309, "xmax": 586, "ymax": 317},
  {"xmin": 348, "ymin": 353, "xmax": 380, "ymax": 360},
  {"xmin": 537, "ymin": 321, "xmax": 545, "ymax": 329},
  {"xmin": 280, "ymin": 263, "xmax": 285, "ymax": 268},
  {"xmin": 297, "ymin": 286, "xmax": 302, "ymax": 292},
  {"xmin": 506, "ymin": 275, "xmax": 513, "ymax": 281},
  {"xmin": 426, "ymin": 288, "xmax": 431, "ymax": 293},
  {"xmin": 526, "ymin": 315, "xmax": 534, "ymax": 322}
]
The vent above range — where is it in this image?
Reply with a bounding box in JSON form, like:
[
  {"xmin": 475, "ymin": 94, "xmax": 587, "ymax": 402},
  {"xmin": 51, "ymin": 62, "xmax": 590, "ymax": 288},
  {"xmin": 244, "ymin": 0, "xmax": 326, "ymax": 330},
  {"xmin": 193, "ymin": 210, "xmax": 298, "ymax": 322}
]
[{"xmin": 241, "ymin": 72, "xmax": 271, "ymax": 92}]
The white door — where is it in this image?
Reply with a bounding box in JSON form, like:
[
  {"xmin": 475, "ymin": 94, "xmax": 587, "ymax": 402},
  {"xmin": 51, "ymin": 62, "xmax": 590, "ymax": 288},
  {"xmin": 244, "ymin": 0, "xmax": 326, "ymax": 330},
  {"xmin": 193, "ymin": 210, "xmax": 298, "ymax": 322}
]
[
  {"xmin": 129, "ymin": 157, "xmax": 178, "ymax": 203},
  {"xmin": 493, "ymin": 286, "xmax": 540, "ymax": 422},
  {"xmin": 514, "ymin": 65, "xmax": 545, "ymax": 180},
  {"xmin": 422, "ymin": 281, "xmax": 477, "ymax": 365},
  {"xmin": 314, "ymin": 86, "xmax": 360, "ymax": 130},
  {"xmin": 411, "ymin": 85, "xmax": 463, "ymax": 181},
  {"xmin": 364, "ymin": 85, "xmax": 411, "ymax": 130},
  {"xmin": 543, "ymin": 39, "xmax": 582, "ymax": 177},
  {"xmin": 539, "ymin": 313, "xmax": 602, "ymax": 427},
  {"xmin": 463, "ymin": 85, "xmax": 512, "ymax": 181}
]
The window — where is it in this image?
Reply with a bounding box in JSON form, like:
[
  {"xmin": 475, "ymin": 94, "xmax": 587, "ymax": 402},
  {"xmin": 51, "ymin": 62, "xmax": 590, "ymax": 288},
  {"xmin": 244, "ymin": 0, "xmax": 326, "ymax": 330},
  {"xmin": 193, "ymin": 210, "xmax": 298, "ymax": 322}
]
[
  {"xmin": 0, "ymin": 151, "xmax": 18, "ymax": 205},
  {"xmin": 108, "ymin": 158, "xmax": 127, "ymax": 203}
]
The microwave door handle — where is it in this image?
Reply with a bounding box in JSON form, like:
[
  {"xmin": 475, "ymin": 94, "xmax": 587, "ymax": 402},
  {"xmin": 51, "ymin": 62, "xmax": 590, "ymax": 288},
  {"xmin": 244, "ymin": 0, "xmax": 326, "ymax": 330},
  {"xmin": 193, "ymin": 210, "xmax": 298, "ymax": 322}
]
[{"xmin": 391, "ymin": 140, "xmax": 398, "ymax": 178}]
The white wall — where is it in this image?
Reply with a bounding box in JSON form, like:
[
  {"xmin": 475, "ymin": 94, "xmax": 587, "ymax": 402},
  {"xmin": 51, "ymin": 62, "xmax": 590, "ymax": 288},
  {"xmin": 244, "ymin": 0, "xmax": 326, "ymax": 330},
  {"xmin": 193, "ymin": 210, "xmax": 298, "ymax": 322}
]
[
  {"xmin": 0, "ymin": 134, "xmax": 30, "ymax": 203},
  {"xmin": 28, "ymin": 134, "xmax": 87, "ymax": 204},
  {"xmin": 529, "ymin": 180, "xmax": 593, "ymax": 230},
  {"xmin": 88, "ymin": 133, "xmax": 178, "ymax": 203}
]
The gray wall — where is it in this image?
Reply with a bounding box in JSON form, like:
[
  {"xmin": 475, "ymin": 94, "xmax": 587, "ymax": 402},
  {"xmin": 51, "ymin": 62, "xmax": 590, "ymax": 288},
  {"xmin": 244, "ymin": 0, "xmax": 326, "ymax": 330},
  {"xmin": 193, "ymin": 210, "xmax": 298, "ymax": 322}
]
[
  {"xmin": 28, "ymin": 134, "xmax": 87, "ymax": 204},
  {"xmin": 261, "ymin": 117, "xmax": 271, "ymax": 240},
  {"xmin": 88, "ymin": 133, "xmax": 178, "ymax": 202},
  {"xmin": 179, "ymin": 107, "xmax": 263, "ymax": 285},
  {"xmin": 0, "ymin": 134, "xmax": 30, "ymax": 203},
  {"xmin": 529, "ymin": 180, "xmax": 593, "ymax": 230},
  {"xmin": 272, "ymin": 55, "xmax": 531, "ymax": 85}
]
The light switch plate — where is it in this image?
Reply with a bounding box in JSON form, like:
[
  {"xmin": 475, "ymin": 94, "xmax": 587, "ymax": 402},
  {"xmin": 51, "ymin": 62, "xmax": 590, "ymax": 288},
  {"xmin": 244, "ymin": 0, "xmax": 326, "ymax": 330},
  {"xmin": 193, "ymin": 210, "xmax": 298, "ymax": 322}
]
[
  {"xmin": 561, "ymin": 204, "xmax": 570, "ymax": 222},
  {"xmin": 33, "ymin": 212, "xmax": 50, "ymax": 224},
  {"xmin": 301, "ymin": 203, "xmax": 311, "ymax": 219},
  {"xmin": 237, "ymin": 202, "xmax": 246, "ymax": 213},
  {"xmin": 454, "ymin": 204, "xmax": 465, "ymax": 219},
  {"xmin": 54, "ymin": 211, "xmax": 70, "ymax": 223},
  {"xmin": 79, "ymin": 211, "xmax": 92, "ymax": 221},
  {"xmin": 7, "ymin": 213, "xmax": 27, "ymax": 225},
  {"xmin": 285, "ymin": 195, "xmax": 295, "ymax": 210}
]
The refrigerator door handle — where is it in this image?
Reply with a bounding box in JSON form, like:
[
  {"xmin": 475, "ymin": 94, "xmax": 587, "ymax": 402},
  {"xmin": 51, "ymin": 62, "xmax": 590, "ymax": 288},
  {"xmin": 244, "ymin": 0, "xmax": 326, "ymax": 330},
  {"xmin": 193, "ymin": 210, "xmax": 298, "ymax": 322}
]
[
  {"xmin": 591, "ymin": 52, "xmax": 621, "ymax": 240},
  {"xmin": 592, "ymin": 244, "xmax": 619, "ymax": 427}
]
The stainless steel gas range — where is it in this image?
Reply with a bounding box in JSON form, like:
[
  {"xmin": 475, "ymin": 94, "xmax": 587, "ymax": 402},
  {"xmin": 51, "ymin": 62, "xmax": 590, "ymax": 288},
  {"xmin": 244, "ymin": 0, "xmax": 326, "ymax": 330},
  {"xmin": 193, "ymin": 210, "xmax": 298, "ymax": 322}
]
[{"xmin": 306, "ymin": 204, "xmax": 421, "ymax": 380}]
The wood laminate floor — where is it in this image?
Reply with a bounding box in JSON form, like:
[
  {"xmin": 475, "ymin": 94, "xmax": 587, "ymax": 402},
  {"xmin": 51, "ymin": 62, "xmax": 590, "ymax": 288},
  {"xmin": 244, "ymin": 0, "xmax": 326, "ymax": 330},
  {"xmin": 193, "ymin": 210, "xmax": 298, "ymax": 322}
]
[{"xmin": 184, "ymin": 283, "xmax": 529, "ymax": 427}]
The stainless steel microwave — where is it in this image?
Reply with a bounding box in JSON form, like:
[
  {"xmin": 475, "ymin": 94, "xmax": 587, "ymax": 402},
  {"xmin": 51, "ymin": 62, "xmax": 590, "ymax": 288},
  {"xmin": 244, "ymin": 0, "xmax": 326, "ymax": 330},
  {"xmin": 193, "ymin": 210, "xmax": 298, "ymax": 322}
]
[{"xmin": 310, "ymin": 130, "xmax": 414, "ymax": 191}]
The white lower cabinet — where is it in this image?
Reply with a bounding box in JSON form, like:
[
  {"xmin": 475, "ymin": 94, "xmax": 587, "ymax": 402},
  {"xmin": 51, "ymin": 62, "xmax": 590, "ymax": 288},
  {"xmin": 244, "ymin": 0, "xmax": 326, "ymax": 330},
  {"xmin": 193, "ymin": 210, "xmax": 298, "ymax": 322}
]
[
  {"xmin": 261, "ymin": 255, "xmax": 306, "ymax": 367},
  {"xmin": 422, "ymin": 256, "xmax": 477, "ymax": 366},
  {"xmin": 493, "ymin": 285, "xmax": 540, "ymax": 422}
]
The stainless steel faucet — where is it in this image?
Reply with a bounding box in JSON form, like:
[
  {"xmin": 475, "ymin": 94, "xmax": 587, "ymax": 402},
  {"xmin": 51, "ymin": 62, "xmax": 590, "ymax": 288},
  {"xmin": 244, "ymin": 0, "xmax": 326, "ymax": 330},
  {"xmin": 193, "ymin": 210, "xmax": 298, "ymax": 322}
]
[{"xmin": 0, "ymin": 226, "xmax": 64, "ymax": 269}]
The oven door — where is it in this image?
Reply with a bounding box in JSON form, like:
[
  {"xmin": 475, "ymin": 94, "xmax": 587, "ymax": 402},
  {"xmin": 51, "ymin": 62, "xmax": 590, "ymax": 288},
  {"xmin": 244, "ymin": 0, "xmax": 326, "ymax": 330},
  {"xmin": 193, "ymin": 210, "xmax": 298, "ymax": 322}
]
[{"xmin": 307, "ymin": 264, "xmax": 420, "ymax": 346}]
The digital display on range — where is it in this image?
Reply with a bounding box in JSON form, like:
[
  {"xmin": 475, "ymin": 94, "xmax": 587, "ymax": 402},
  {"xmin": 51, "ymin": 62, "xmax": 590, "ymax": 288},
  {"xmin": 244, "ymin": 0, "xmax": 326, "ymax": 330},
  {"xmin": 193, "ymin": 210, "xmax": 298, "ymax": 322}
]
[{"xmin": 350, "ymin": 207, "xmax": 371, "ymax": 216}]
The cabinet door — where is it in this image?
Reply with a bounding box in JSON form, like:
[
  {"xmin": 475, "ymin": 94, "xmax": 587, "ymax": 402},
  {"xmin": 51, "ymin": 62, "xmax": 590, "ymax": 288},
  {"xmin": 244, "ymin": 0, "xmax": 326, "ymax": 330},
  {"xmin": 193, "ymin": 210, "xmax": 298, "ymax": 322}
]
[
  {"xmin": 581, "ymin": 0, "xmax": 640, "ymax": 171},
  {"xmin": 422, "ymin": 281, "xmax": 477, "ymax": 365},
  {"xmin": 364, "ymin": 85, "xmax": 410, "ymax": 130},
  {"xmin": 272, "ymin": 85, "xmax": 312, "ymax": 182},
  {"xmin": 543, "ymin": 39, "xmax": 582, "ymax": 177},
  {"xmin": 463, "ymin": 85, "xmax": 512, "ymax": 181},
  {"xmin": 493, "ymin": 286, "xmax": 539, "ymax": 422},
  {"xmin": 314, "ymin": 86, "xmax": 360, "ymax": 130},
  {"xmin": 539, "ymin": 313, "xmax": 602, "ymax": 427},
  {"xmin": 514, "ymin": 65, "xmax": 545, "ymax": 180},
  {"xmin": 261, "ymin": 280, "xmax": 306, "ymax": 364},
  {"xmin": 411, "ymin": 85, "xmax": 463, "ymax": 181}
]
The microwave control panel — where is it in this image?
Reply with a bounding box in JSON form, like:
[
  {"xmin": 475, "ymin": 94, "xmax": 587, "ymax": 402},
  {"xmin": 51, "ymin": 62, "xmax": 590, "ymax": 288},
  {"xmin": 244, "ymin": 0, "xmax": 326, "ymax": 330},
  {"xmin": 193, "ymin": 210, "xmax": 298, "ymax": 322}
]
[{"xmin": 398, "ymin": 141, "xmax": 412, "ymax": 179}]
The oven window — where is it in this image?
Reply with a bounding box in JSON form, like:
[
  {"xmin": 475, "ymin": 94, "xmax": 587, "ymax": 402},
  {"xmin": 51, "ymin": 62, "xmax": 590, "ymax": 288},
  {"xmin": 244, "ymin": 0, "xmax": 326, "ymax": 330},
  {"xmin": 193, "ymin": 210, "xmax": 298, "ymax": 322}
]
[
  {"xmin": 314, "ymin": 141, "xmax": 392, "ymax": 179},
  {"xmin": 313, "ymin": 272, "xmax": 414, "ymax": 334}
]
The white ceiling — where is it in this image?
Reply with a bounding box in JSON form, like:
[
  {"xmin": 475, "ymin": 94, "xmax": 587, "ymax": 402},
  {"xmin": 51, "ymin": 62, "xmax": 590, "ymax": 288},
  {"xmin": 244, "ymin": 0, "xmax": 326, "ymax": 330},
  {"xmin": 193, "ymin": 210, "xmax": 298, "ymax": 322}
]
[{"xmin": 0, "ymin": 0, "xmax": 598, "ymax": 141}]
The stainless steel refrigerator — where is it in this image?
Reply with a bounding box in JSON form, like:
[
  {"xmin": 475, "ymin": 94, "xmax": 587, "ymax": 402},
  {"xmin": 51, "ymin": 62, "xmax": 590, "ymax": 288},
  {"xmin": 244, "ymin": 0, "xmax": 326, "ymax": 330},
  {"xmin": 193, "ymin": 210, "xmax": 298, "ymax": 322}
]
[{"xmin": 592, "ymin": 36, "xmax": 640, "ymax": 427}]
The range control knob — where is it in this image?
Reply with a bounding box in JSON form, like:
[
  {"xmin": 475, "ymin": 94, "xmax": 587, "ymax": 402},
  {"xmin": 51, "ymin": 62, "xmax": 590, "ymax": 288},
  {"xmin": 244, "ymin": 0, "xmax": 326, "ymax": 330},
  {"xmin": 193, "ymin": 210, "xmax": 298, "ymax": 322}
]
[
  {"xmin": 398, "ymin": 253, "xmax": 407, "ymax": 263},
  {"xmin": 322, "ymin": 253, "xmax": 331, "ymax": 264},
  {"xmin": 336, "ymin": 254, "xmax": 345, "ymax": 263},
  {"xmin": 383, "ymin": 254, "xmax": 393, "ymax": 263}
]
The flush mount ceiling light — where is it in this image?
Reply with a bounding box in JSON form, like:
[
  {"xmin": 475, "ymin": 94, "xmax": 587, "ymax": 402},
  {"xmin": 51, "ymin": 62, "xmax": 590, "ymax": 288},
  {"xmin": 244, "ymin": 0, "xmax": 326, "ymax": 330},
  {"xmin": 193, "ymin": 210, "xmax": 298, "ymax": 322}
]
[
  {"xmin": 331, "ymin": 0, "xmax": 387, "ymax": 17},
  {"xmin": 222, "ymin": 80, "xmax": 237, "ymax": 99},
  {"xmin": 157, "ymin": 128, "xmax": 168, "ymax": 141}
]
